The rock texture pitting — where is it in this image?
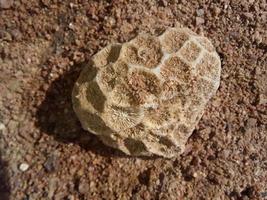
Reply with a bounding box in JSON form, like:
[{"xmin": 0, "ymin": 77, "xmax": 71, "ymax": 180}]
[{"xmin": 72, "ymin": 27, "xmax": 221, "ymax": 158}]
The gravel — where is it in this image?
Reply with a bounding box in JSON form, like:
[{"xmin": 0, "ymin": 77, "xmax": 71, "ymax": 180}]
[{"xmin": 1, "ymin": 0, "xmax": 266, "ymax": 199}]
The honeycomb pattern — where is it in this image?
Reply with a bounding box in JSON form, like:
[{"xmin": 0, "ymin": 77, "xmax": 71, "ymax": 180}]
[{"xmin": 72, "ymin": 27, "xmax": 221, "ymax": 158}]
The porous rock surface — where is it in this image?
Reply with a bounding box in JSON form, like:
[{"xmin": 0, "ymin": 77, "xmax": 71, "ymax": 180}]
[{"xmin": 72, "ymin": 27, "xmax": 221, "ymax": 158}]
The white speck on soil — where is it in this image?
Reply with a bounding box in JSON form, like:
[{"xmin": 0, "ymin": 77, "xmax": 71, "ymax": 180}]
[
  {"xmin": 0, "ymin": 123, "xmax": 6, "ymax": 130},
  {"xmin": 19, "ymin": 163, "xmax": 29, "ymax": 172}
]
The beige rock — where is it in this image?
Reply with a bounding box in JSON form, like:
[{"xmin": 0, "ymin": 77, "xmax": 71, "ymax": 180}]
[{"xmin": 72, "ymin": 27, "xmax": 221, "ymax": 158}]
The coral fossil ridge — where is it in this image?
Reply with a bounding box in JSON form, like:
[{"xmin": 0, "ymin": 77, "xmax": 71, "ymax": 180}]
[{"xmin": 72, "ymin": 27, "xmax": 221, "ymax": 158}]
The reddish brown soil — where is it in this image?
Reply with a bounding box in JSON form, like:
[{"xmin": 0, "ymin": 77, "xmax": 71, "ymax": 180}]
[{"xmin": 0, "ymin": 0, "xmax": 266, "ymax": 200}]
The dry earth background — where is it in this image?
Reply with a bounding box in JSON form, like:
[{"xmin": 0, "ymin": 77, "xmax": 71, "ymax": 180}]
[{"xmin": 0, "ymin": 0, "xmax": 267, "ymax": 199}]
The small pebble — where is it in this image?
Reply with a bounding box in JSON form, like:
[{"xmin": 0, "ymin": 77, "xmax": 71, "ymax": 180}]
[
  {"xmin": 243, "ymin": 12, "xmax": 254, "ymax": 20},
  {"xmin": 40, "ymin": 0, "xmax": 50, "ymax": 7},
  {"xmin": 44, "ymin": 154, "xmax": 57, "ymax": 172},
  {"xmin": 78, "ymin": 180, "xmax": 89, "ymax": 194},
  {"xmin": 19, "ymin": 163, "xmax": 29, "ymax": 172},
  {"xmin": 196, "ymin": 9, "xmax": 204, "ymax": 16},
  {"xmin": 253, "ymin": 31, "xmax": 262, "ymax": 43},
  {"xmin": 0, "ymin": 30, "xmax": 12, "ymax": 41},
  {"xmin": 159, "ymin": 0, "xmax": 168, "ymax": 7},
  {"xmin": 195, "ymin": 17, "xmax": 205, "ymax": 25},
  {"xmin": 69, "ymin": 3, "xmax": 74, "ymax": 8},
  {"xmin": 68, "ymin": 195, "xmax": 75, "ymax": 200},
  {"xmin": 0, "ymin": 0, "xmax": 13, "ymax": 9},
  {"xmin": 258, "ymin": 94, "xmax": 267, "ymax": 105},
  {"xmin": 212, "ymin": 7, "xmax": 221, "ymax": 16},
  {"xmin": 246, "ymin": 118, "xmax": 257, "ymax": 128},
  {"xmin": 10, "ymin": 29, "xmax": 22, "ymax": 40},
  {"xmin": 0, "ymin": 123, "xmax": 6, "ymax": 130},
  {"xmin": 68, "ymin": 23, "xmax": 75, "ymax": 30}
]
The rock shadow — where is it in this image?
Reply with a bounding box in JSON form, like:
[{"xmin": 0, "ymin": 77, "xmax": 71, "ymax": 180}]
[
  {"xmin": 35, "ymin": 62, "xmax": 157, "ymax": 160},
  {"xmin": 0, "ymin": 154, "xmax": 10, "ymax": 200}
]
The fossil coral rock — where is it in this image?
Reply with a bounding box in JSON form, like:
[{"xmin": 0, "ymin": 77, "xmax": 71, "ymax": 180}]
[{"xmin": 72, "ymin": 27, "xmax": 221, "ymax": 158}]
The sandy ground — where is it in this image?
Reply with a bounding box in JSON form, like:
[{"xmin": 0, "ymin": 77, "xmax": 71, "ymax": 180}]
[{"xmin": 0, "ymin": 0, "xmax": 267, "ymax": 199}]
